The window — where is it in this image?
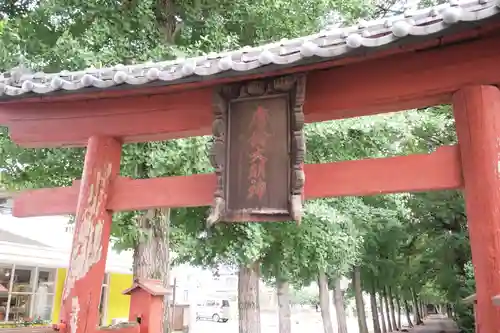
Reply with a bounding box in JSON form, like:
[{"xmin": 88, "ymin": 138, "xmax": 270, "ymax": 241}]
[
  {"xmin": 11, "ymin": 267, "xmax": 32, "ymax": 293},
  {"xmin": 0, "ymin": 266, "xmax": 107, "ymax": 323},
  {"xmin": 98, "ymin": 274, "xmax": 109, "ymax": 326},
  {"xmin": 0, "ymin": 267, "xmax": 13, "ymax": 321},
  {"xmin": 0, "ymin": 265, "xmax": 56, "ymax": 322},
  {"xmin": 33, "ymin": 270, "xmax": 56, "ymax": 321},
  {"xmin": 9, "ymin": 294, "xmax": 30, "ymax": 321},
  {"xmin": 9, "ymin": 266, "xmax": 34, "ymax": 321},
  {"xmin": 33, "ymin": 294, "xmax": 53, "ymax": 321},
  {"xmin": 37, "ymin": 271, "xmax": 55, "ymax": 294}
]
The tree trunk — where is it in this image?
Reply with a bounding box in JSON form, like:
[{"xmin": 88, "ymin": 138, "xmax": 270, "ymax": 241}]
[
  {"xmin": 446, "ymin": 304, "xmax": 453, "ymax": 318},
  {"xmin": 154, "ymin": 0, "xmax": 181, "ymax": 44},
  {"xmin": 133, "ymin": 208, "xmax": 171, "ymax": 333},
  {"xmin": 395, "ymin": 293, "xmax": 402, "ymax": 329},
  {"xmin": 238, "ymin": 262, "xmax": 261, "ymax": 333},
  {"xmin": 382, "ymin": 288, "xmax": 393, "ymax": 332},
  {"xmin": 318, "ymin": 270, "xmax": 334, "ymax": 333},
  {"xmin": 379, "ymin": 293, "xmax": 387, "ymax": 333},
  {"xmin": 277, "ymin": 280, "xmax": 291, "ymax": 333},
  {"xmin": 369, "ymin": 285, "xmax": 381, "ymax": 333},
  {"xmin": 333, "ymin": 278, "xmax": 348, "ymax": 333},
  {"xmin": 410, "ymin": 289, "xmax": 422, "ymax": 325},
  {"xmin": 388, "ymin": 287, "xmax": 398, "ymax": 331},
  {"xmin": 353, "ymin": 267, "xmax": 368, "ymax": 333},
  {"xmin": 421, "ymin": 301, "xmax": 427, "ymax": 318},
  {"xmin": 403, "ymin": 299, "xmax": 413, "ymax": 328}
]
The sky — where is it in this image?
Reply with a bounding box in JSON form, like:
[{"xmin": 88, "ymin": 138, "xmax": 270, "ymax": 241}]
[{"xmin": 0, "ymin": 213, "xmax": 73, "ymax": 249}]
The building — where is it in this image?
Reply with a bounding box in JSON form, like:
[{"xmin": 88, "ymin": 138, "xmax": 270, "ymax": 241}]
[
  {"xmin": 0, "ymin": 191, "xmax": 12, "ymax": 215},
  {"xmin": 0, "ymin": 214, "xmax": 220, "ymax": 327},
  {"xmin": 0, "ymin": 218, "xmax": 134, "ymax": 325}
]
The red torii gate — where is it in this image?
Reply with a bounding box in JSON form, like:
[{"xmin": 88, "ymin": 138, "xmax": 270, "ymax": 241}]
[{"xmin": 1, "ymin": 0, "xmax": 500, "ymax": 332}]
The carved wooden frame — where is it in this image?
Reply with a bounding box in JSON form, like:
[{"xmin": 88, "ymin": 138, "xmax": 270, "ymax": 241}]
[{"xmin": 207, "ymin": 74, "xmax": 306, "ymax": 226}]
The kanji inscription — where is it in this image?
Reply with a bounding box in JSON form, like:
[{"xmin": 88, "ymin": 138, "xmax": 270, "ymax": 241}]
[
  {"xmin": 207, "ymin": 74, "xmax": 306, "ymax": 224},
  {"xmin": 247, "ymin": 106, "xmax": 270, "ymax": 200},
  {"xmin": 226, "ymin": 95, "xmax": 289, "ymax": 219}
]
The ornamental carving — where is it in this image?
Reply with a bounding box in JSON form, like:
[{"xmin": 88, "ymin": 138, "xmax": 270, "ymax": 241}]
[{"xmin": 207, "ymin": 74, "xmax": 306, "ymax": 226}]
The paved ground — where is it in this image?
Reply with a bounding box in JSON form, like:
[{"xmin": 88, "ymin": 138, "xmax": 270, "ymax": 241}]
[
  {"xmin": 0, "ymin": 328, "xmax": 51, "ymax": 333},
  {"xmin": 0, "ymin": 314, "xmax": 457, "ymax": 333},
  {"xmin": 192, "ymin": 313, "xmax": 458, "ymax": 333},
  {"xmin": 410, "ymin": 315, "xmax": 458, "ymax": 333},
  {"xmin": 192, "ymin": 310, "xmax": 326, "ymax": 333}
]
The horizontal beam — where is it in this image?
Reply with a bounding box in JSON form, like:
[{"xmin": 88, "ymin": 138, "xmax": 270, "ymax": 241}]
[
  {"xmin": 12, "ymin": 145, "xmax": 462, "ymax": 217},
  {"xmin": 2, "ymin": 32, "xmax": 500, "ymax": 147},
  {"xmin": 3, "ymin": 89, "xmax": 213, "ymax": 147},
  {"xmin": 305, "ymin": 33, "xmax": 500, "ymax": 123}
]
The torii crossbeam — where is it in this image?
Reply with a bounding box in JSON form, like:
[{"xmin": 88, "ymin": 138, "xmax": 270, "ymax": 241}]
[{"xmin": 1, "ymin": 1, "xmax": 500, "ymax": 333}]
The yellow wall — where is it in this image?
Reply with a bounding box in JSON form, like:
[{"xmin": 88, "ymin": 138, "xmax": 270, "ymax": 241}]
[
  {"xmin": 51, "ymin": 268, "xmax": 67, "ymax": 324},
  {"xmin": 50, "ymin": 269, "xmax": 132, "ymax": 325},
  {"xmin": 106, "ymin": 273, "xmax": 133, "ymax": 325}
]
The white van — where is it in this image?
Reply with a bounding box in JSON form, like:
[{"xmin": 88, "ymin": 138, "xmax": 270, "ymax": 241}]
[{"xmin": 196, "ymin": 299, "xmax": 231, "ymax": 322}]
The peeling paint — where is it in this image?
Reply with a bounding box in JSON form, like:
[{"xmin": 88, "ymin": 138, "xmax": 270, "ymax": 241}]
[
  {"xmin": 70, "ymin": 297, "xmax": 80, "ymax": 333},
  {"xmin": 63, "ymin": 163, "xmax": 112, "ymax": 300}
]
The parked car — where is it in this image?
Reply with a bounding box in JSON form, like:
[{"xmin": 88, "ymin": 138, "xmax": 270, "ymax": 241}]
[{"xmin": 196, "ymin": 299, "xmax": 231, "ymax": 323}]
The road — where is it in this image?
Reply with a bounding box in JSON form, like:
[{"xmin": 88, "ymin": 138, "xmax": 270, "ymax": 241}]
[
  {"xmin": 192, "ymin": 310, "xmax": 326, "ymax": 333},
  {"xmin": 0, "ymin": 328, "xmax": 51, "ymax": 333},
  {"xmin": 0, "ymin": 315, "xmax": 450, "ymax": 333},
  {"xmin": 191, "ymin": 309, "xmax": 416, "ymax": 333}
]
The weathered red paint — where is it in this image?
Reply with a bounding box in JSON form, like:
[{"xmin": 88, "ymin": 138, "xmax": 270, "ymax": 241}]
[
  {"xmin": 453, "ymin": 85, "xmax": 500, "ymax": 333},
  {"xmin": 60, "ymin": 136, "xmax": 122, "ymax": 333},
  {"xmin": 1, "ymin": 89, "xmax": 212, "ymax": 147},
  {"xmin": 2, "ymin": 33, "xmax": 500, "ymax": 148},
  {"xmin": 0, "ymin": 16, "xmax": 498, "ymax": 333},
  {"xmin": 11, "ymin": 145, "xmax": 462, "ymax": 217},
  {"xmin": 124, "ymin": 280, "xmax": 170, "ymax": 333}
]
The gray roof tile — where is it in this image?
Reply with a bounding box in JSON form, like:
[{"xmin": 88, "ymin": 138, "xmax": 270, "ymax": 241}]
[
  {"xmin": 0, "ymin": 229, "xmax": 50, "ymax": 248},
  {"xmin": 0, "ymin": 0, "xmax": 499, "ymax": 98}
]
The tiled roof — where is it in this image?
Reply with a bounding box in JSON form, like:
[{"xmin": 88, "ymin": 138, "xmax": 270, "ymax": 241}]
[
  {"xmin": 0, "ymin": 229, "xmax": 50, "ymax": 247},
  {"xmin": 0, "ymin": 0, "xmax": 499, "ymax": 99},
  {"xmin": 122, "ymin": 278, "xmax": 171, "ymax": 296}
]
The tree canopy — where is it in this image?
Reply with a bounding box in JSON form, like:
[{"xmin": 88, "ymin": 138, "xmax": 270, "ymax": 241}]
[{"xmin": 0, "ymin": 0, "xmax": 476, "ymax": 332}]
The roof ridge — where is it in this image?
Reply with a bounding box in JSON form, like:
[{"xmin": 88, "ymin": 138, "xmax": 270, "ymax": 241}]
[
  {"xmin": 1, "ymin": 0, "xmax": 499, "ymax": 98},
  {"xmin": 0, "ymin": 227, "xmax": 52, "ymax": 248}
]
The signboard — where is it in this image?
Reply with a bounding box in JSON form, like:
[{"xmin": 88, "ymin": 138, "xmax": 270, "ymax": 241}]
[{"xmin": 207, "ymin": 75, "xmax": 306, "ymax": 224}]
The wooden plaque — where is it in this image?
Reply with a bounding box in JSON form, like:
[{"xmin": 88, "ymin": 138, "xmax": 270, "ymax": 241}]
[{"xmin": 207, "ymin": 75, "xmax": 306, "ymax": 225}]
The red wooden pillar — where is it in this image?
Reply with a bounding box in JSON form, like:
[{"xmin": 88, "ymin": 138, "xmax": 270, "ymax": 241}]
[
  {"xmin": 453, "ymin": 85, "xmax": 500, "ymax": 333},
  {"xmin": 60, "ymin": 136, "xmax": 122, "ymax": 333}
]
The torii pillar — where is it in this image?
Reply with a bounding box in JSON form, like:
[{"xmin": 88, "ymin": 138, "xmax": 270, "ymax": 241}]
[
  {"xmin": 453, "ymin": 85, "xmax": 500, "ymax": 333},
  {"xmin": 59, "ymin": 136, "xmax": 122, "ymax": 333}
]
